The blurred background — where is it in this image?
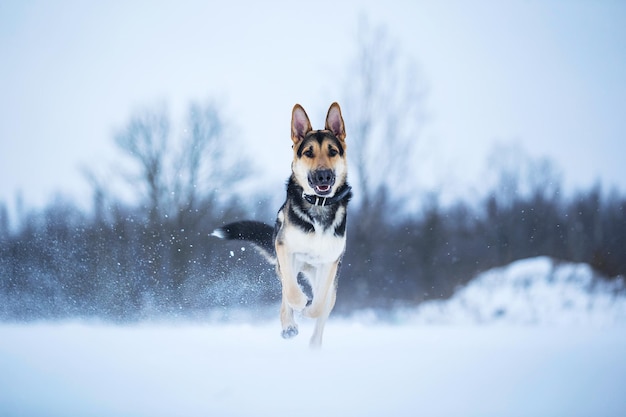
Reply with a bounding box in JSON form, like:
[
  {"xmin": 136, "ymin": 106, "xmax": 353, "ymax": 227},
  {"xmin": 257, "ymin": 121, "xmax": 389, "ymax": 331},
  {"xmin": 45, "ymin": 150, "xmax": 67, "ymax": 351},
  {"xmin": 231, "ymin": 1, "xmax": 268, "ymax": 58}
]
[{"xmin": 1, "ymin": 0, "xmax": 625, "ymax": 320}]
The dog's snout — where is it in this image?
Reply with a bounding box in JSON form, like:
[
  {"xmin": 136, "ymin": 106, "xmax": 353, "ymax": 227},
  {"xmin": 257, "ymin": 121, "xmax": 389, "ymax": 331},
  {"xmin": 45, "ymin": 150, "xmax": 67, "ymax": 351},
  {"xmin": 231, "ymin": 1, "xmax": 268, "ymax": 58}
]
[
  {"xmin": 307, "ymin": 169, "xmax": 336, "ymax": 194},
  {"xmin": 315, "ymin": 169, "xmax": 334, "ymax": 185}
]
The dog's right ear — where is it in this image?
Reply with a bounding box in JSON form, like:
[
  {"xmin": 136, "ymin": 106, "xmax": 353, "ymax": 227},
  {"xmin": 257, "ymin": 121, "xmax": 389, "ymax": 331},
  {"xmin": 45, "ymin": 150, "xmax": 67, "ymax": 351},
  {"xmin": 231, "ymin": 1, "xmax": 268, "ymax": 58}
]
[{"xmin": 291, "ymin": 104, "xmax": 312, "ymax": 145}]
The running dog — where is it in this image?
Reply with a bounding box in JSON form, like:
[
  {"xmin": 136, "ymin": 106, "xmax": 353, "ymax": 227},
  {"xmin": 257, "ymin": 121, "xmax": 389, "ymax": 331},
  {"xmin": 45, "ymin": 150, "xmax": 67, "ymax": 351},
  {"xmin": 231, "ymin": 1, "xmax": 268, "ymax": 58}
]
[{"xmin": 212, "ymin": 102, "xmax": 351, "ymax": 347}]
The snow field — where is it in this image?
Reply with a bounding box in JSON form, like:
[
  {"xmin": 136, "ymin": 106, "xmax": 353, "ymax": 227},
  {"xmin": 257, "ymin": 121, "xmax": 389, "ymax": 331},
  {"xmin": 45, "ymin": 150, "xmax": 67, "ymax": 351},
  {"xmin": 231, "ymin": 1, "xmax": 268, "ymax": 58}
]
[{"xmin": 1, "ymin": 320, "xmax": 625, "ymax": 417}]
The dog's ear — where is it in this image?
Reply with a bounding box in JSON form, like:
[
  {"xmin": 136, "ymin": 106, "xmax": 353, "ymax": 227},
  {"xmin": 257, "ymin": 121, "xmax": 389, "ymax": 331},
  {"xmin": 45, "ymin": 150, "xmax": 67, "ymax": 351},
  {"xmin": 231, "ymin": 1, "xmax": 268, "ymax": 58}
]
[
  {"xmin": 325, "ymin": 102, "xmax": 345, "ymax": 142},
  {"xmin": 291, "ymin": 104, "xmax": 312, "ymax": 144}
]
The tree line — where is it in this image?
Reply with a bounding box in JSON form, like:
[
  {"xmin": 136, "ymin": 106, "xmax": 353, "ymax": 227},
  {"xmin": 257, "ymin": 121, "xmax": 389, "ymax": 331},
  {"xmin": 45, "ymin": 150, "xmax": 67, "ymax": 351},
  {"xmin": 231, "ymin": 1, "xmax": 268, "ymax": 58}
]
[{"xmin": 0, "ymin": 100, "xmax": 624, "ymax": 320}]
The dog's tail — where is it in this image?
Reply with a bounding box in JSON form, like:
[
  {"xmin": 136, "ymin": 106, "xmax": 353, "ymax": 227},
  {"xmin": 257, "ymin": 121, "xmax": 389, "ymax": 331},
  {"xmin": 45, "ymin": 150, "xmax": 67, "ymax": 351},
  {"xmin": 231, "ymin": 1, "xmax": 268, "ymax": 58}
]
[{"xmin": 211, "ymin": 220, "xmax": 276, "ymax": 264}]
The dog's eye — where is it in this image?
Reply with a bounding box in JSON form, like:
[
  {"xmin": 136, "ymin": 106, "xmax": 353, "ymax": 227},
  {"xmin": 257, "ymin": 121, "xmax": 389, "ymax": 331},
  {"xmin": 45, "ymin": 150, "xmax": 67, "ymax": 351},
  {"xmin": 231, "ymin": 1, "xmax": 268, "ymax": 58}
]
[
  {"xmin": 328, "ymin": 148, "xmax": 338, "ymax": 157},
  {"xmin": 304, "ymin": 148, "xmax": 314, "ymax": 158}
]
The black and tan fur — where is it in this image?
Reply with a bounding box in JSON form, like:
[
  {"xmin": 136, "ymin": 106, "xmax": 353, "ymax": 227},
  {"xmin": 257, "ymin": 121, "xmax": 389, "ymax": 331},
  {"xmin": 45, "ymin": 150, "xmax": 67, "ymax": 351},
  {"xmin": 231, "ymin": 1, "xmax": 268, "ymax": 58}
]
[{"xmin": 212, "ymin": 103, "xmax": 351, "ymax": 347}]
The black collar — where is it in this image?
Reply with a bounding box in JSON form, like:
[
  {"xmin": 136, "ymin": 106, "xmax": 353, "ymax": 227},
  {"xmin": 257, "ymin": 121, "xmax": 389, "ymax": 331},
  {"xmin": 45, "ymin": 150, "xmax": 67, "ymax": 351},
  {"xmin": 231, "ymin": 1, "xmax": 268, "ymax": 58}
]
[{"xmin": 302, "ymin": 185, "xmax": 352, "ymax": 207}]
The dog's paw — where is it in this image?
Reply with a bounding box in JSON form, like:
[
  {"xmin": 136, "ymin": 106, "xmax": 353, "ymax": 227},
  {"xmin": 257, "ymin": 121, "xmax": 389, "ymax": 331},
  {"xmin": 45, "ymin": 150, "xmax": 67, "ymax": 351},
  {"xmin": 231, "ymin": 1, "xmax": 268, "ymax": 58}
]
[{"xmin": 281, "ymin": 326, "xmax": 299, "ymax": 339}]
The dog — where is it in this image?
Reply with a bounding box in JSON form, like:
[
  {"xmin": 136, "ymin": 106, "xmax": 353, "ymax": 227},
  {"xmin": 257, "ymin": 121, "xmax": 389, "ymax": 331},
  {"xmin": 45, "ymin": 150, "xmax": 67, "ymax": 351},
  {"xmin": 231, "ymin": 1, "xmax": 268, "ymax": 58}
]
[{"xmin": 212, "ymin": 102, "xmax": 351, "ymax": 347}]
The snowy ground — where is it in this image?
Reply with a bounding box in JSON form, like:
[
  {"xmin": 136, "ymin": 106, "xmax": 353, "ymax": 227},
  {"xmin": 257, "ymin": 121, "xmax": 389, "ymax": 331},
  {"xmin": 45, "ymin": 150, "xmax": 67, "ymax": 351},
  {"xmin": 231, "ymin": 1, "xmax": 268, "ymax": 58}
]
[
  {"xmin": 2, "ymin": 257, "xmax": 626, "ymax": 417},
  {"xmin": 1, "ymin": 321, "xmax": 626, "ymax": 417}
]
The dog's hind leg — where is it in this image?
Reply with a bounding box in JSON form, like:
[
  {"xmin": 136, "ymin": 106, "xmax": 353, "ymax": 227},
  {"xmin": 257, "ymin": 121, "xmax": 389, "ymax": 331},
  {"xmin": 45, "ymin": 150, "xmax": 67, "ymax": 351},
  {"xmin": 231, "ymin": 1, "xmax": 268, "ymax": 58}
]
[
  {"xmin": 309, "ymin": 288, "xmax": 337, "ymax": 348},
  {"xmin": 305, "ymin": 262, "xmax": 339, "ymax": 348}
]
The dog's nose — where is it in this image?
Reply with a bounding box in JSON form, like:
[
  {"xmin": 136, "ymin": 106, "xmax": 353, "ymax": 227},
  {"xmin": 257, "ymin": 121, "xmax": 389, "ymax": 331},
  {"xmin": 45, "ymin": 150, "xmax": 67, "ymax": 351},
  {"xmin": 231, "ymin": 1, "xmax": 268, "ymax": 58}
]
[{"xmin": 314, "ymin": 169, "xmax": 334, "ymax": 185}]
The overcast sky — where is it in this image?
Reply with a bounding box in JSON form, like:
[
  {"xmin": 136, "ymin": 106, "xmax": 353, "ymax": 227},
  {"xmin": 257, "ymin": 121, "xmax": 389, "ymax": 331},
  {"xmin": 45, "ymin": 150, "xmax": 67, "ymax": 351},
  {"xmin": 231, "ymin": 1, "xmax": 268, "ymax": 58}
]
[{"xmin": 1, "ymin": 0, "xmax": 625, "ymax": 217}]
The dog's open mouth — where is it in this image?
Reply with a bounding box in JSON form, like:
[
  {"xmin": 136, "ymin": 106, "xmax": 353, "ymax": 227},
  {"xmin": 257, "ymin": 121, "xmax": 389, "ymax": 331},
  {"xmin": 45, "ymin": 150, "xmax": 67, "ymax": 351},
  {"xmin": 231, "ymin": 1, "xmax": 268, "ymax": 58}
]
[{"xmin": 314, "ymin": 184, "xmax": 332, "ymax": 195}]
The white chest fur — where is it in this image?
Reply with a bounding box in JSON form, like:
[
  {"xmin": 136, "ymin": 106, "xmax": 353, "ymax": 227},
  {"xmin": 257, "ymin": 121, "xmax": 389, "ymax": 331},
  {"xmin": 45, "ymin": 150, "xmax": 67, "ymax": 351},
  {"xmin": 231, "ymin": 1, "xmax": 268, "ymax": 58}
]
[{"xmin": 283, "ymin": 222, "xmax": 346, "ymax": 264}]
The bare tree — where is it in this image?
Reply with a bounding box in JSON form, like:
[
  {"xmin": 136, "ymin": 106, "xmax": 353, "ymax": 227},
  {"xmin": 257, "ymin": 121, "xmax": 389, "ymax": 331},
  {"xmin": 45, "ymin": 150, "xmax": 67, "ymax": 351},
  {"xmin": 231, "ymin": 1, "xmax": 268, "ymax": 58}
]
[
  {"xmin": 337, "ymin": 18, "xmax": 430, "ymax": 309},
  {"xmin": 110, "ymin": 100, "xmax": 252, "ymax": 297},
  {"xmin": 115, "ymin": 106, "xmax": 170, "ymax": 226},
  {"xmin": 343, "ymin": 17, "xmax": 429, "ymax": 224},
  {"xmin": 171, "ymin": 101, "xmax": 251, "ymax": 226},
  {"xmin": 112, "ymin": 100, "xmax": 249, "ymax": 225}
]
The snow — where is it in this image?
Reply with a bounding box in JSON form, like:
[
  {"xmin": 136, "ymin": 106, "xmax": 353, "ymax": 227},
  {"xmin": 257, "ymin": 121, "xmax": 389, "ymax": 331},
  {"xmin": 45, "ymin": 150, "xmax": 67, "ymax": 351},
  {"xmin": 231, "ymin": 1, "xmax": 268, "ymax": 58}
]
[
  {"xmin": 1, "ymin": 322, "xmax": 625, "ymax": 417},
  {"xmin": 407, "ymin": 256, "xmax": 626, "ymax": 326},
  {"xmin": 2, "ymin": 257, "xmax": 626, "ymax": 417}
]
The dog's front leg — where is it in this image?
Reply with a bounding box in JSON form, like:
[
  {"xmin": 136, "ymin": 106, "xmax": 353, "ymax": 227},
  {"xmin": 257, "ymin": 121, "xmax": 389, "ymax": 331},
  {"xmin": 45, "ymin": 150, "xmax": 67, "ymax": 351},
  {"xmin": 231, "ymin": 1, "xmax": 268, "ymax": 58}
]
[
  {"xmin": 276, "ymin": 246, "xmax": 308, "ymax": 339},
  {"xmin": 276, "ymin": 248, "xmax": 308, "ymax": 310}
]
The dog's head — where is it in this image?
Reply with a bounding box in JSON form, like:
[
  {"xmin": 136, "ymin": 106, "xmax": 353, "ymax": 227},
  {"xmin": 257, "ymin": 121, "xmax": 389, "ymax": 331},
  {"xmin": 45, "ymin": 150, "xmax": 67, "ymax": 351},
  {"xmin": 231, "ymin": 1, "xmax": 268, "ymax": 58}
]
[{"xmin": 290, "ymin": 102, "xmax": 347, "ymax": 197}]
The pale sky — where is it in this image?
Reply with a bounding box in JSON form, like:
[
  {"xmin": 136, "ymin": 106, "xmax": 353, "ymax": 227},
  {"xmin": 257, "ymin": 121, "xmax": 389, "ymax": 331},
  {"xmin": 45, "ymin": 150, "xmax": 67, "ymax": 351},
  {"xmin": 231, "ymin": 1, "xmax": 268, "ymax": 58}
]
[{"xmin": 1, "ymin": 0, "xmax": 625, "ymax": 217}]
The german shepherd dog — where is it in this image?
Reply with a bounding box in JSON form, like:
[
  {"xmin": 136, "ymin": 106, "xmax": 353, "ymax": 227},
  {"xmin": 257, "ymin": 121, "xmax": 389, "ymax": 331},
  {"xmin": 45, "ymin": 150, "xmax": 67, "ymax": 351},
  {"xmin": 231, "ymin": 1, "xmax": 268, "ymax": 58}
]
[{"xmin": 212, "ymin": 103, "xmax": 351, "ymax": 347}]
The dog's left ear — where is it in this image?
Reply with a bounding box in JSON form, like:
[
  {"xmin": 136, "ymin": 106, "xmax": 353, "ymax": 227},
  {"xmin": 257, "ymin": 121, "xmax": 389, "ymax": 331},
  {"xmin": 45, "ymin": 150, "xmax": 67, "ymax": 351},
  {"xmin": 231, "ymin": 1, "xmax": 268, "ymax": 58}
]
[{"xmin": 325, "ymin": 102, "xmax": 346, "ymax": 142}]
